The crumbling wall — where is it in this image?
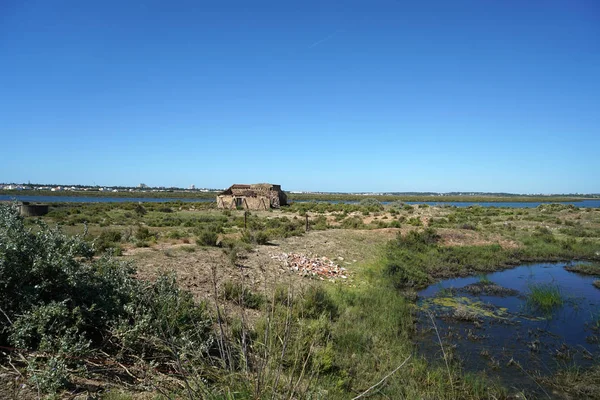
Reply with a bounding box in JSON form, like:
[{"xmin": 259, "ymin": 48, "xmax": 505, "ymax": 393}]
[
  {"xmin": 244, "ymin": 197, "xmax": 269, "ymax": 210},
  {"xmin": 216, "ymin": 195, "xmax": 236, "ymax": 209},
  {"xmin": 216, "ymin": 195, "xmax": 269, "ymax": 210},
  {"xmin": 217, "ymin": 183, "xmax": 287, "ymax": 209}
]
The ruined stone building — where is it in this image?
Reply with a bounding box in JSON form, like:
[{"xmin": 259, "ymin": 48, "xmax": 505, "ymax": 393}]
[{"xmin": 216, "ymin": 183, "xmax": 288, "ymax": 210}]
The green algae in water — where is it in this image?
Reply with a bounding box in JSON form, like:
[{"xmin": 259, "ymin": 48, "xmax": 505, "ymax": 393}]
[{"xmin": 421, "ymin": 296, "xmax": 510, "ymax": 320}]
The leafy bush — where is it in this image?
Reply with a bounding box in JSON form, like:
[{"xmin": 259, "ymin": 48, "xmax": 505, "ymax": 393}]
[
  {"xmin": 221, "ymin": 281, "xmax": 264, "ymax": 309},
  {"xmin": 135, "ymin": 225, "xmax": 154, "ymax": 241},
  {"xmin": 341, "ymin": 216, "xmax": 365, "ymax": 229},
  {"xmin": 93, "ymin": 229, "xmax": 122, "ymax": 254},
  {"xmin": 196, "ymin": 229, "xmax": 219, "ymax": 246},
  {"xmin": 194, "ymin": 223, "xmax": 223, "ymax": 246},
  {"xmin": 0, "ymin": 204, "xmax": 213, "ymax": 393},
  {"xmin": 359, "ymin": 198, "xmax": 383, "ymax": 210},
  {"xmin": 300, "ymin": 286, "xmax": 338, "ymax": 319},
  {"xmin": 388, "ymin": 200, "xmax": 405, "ymax": 209}
]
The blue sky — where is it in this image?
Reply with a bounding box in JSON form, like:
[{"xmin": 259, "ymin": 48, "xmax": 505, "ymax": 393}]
[{"xmin": 1, "ymin": 1, "xmax": 598, "ymax": 193}]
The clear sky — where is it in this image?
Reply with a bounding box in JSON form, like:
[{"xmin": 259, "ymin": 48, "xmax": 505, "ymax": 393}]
[{"xmin": 1, "ymin": 1, "xmax": 598, "ymax": 193}]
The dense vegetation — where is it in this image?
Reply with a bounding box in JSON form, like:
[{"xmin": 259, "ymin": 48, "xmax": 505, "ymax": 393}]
[
  {"xmin": 383, "ymin": 227, "xmax": 600, "ymax": 289},
  {"xmin": 2, "ymin": 200, "xmax": 600, "ymax": 398},
  {"xmin": 0, "ymin": 204, "xmax": 213, "ymax": 394},
  {"xmin": 0, "ymin": 203, "xmax": 511, "ymax": 398},
  {"xmin": 4, "ymin": 189, "xmax": 595, "ymax": 203}
]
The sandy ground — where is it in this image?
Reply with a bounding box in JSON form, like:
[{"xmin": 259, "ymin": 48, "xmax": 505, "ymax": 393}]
[
  {"xmin": 122, "ymin": 226, "xmax": 521, "ymax": 304},
  {"xmin": 122, "ymin": 228, "xmax": 399, "ymax": 302}
]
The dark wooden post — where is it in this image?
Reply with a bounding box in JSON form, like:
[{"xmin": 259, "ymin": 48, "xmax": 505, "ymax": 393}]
[
  {"xmin": 305, "ymin": 214, "xmax": 309, "ymax": 232},
  {"xmin": 244, "ymin": 211, "xmax": 248, "ymax": 230}
]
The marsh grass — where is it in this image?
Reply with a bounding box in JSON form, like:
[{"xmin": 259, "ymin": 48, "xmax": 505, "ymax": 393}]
[
  {"xmin": 221, "ymin": 281, "xmax": 264, "ymax": 309},
  {"xmin": 526, "ymin": 282, "xmax": 564, "ymax": 313},
  {"xmin": 565, "ymin": 263, "xmax": 600, "ymax": 276},
  {"xmin": 384, "ymin": 227, "xmax": 600, "ymax": 289},
  {"xmin": 541, "ymin": 365, "xmax": 600, "ymax": 399}
]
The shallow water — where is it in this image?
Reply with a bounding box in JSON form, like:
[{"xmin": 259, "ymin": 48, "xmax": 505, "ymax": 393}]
[
  {"xmin": 416, "ymin": 262, "xmax": 600, "ymax": 397},
  {"xmin": 1, "ymin": 195, "xmax": 600, "ymax": 208},
  {"xmin": 293, "ymin": 199, "xmax": 600, "ymax": 208},
  {"xmin": 0, "ymin": 195, "xmax": 214, "ymax": 203}
]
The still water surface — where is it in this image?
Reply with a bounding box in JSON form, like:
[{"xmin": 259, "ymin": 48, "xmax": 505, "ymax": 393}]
[
  {"xmin": 1, "ymin": 195, "xmax": 599, "ymax": 208},
  {"xmin": 417, "ymin": 262, "xmax": 600, "ymax": 397}
]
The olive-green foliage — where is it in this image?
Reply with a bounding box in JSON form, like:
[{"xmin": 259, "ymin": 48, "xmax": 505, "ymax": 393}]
[
  {"xmin": 0, "ymin": 204, "xmax": 213, "ymax": 393},
  {"xmin": 250, "ymin": 278, "xmax": 507, "ymax": 399},
  {"xmin": 384, "ymin": 227, "xmax": 600, "ymax": 289},
  {"xmin": 221, "ymin": 281, "xmax": 264, "ymax": 309},
  {"xmin": 564, "ymin": 263, "xmax": 600, "ymax": 276},
  {"xmin": 300, "ymin": 286, "xmax": 339, "ymax": 319},
  {"xmin": 388, "ymin": 200, "xmax": 406, "ymax": 209},
  {"xmin": 194, "ymin": 223, "xmax": 223, "ymax": 246},
  {"xmin": 359, "ymin": 198, "xmax": 384, "ymax": 210},
  {"xmin": 542, "ymin": 365, "xmax": 600, "ymax": 399},
  {"xmin": 134, "ymin": 225, "xmax": 154, "ymax": 240},
  {"xmin": 93, "ymin": 229, "xmax": 123, "ymax": 254},
  {"xmin": 407, "ymin": 217, "xmax": 423, "ymax": 226},
  {"xmin": 196, "ymin": 229, "xmax": 219, "ymax": 246},
  {"xmin": 312, "ymin": 215, "xmax": 328, "ymax": 230},
  {"xmin": 341, "ymin": 216, "xmax": 365, "ymax": 229},
  {"xmin": 559, "ymin": 224, "xmax": 600, "ymax": 238},
  {"xmin": 537, "ymin": 203, "xmax": 578, "ymax": 213},
  {"xmin": 288, "ymin": 201, "xmax": 383, "ymax": 216},
  {"xmin": 241, "ymin": 229, "xmax": 269, "ymax": 245},
  {"xmin": 134, "ymin": 203, "xmax": 147, "ymax": 217},
  {"xmin": 239, "ymin": 215, "xmax": 305, "ymax": 245}
]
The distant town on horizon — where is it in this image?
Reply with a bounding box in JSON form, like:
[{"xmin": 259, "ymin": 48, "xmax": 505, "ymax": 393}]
[{"xmin": 1, "ymin": 182, "xmax": 598, "ymax": 197}]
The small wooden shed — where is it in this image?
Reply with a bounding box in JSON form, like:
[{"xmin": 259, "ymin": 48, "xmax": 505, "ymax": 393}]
[{"xmin": 216, "ymin": 183, "xmax": 287, "ymax": 210}]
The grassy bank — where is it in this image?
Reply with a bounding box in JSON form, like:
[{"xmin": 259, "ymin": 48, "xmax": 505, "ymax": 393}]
[{"xmin": 383, "ymin": 228, "xmax": 600, "ymax": 289}]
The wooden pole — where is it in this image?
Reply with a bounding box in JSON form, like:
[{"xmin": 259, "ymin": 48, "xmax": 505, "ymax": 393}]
[{"xmin": 305, "ymin": 214, "xmax": 309, "ymax": 232}]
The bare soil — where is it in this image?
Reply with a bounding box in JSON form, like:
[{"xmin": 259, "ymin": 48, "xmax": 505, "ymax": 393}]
[{"xmin": 122, "ymin": 228, "xmax": 400, "ymax": 302}]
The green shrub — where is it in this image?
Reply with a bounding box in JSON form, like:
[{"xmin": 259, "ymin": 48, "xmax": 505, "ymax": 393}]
[
  {"xmin": 341, "ymin": 216, "xmax": 365, "ymax": 229},
  {"xmin": 93, "ymin": 229, "xmax": 123, "ymax": 254},
  {"xmin": 0, "ymin": 204, "xmax": 214, "ymax": 394},
  {"xmin": 407, "ymin": 217, "xmax": 423, "ymax": 226},
  {"xmin": 196, "ymin": 230, "xmax": 219, "ymax": 246},
  {"xmin": 134, "ymin": 203, "xmax": 147, "ymax": 217},
  {"xmin": 254, "ymin": 230, "xmax": 270, "ymax": 245},
  {"xmin": 359, "ymin": 198, "xmax": 383, "ymax": 210},
  {"xmin": 312, "ymin": 215, "xmax": 328, "ymax": 230},
  {"xmin": 222, "ymin": 281, "xmax": 264, "ymax": 309},
  {"xmin": 300, "ymin": 286, "xmax": 338, "ymax": 319},
  {"xmin": 388, "ymin": 200, "xmax": 405, "ymax": 209},
  {"xmin": 135, "ymin": 226, "xmax": 154, "ymax": 241}
]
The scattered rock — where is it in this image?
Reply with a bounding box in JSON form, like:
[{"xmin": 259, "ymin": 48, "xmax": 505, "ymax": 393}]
[{"xmin": 270, "ymin": 252, "xmax": 348, "ymax": 280}]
